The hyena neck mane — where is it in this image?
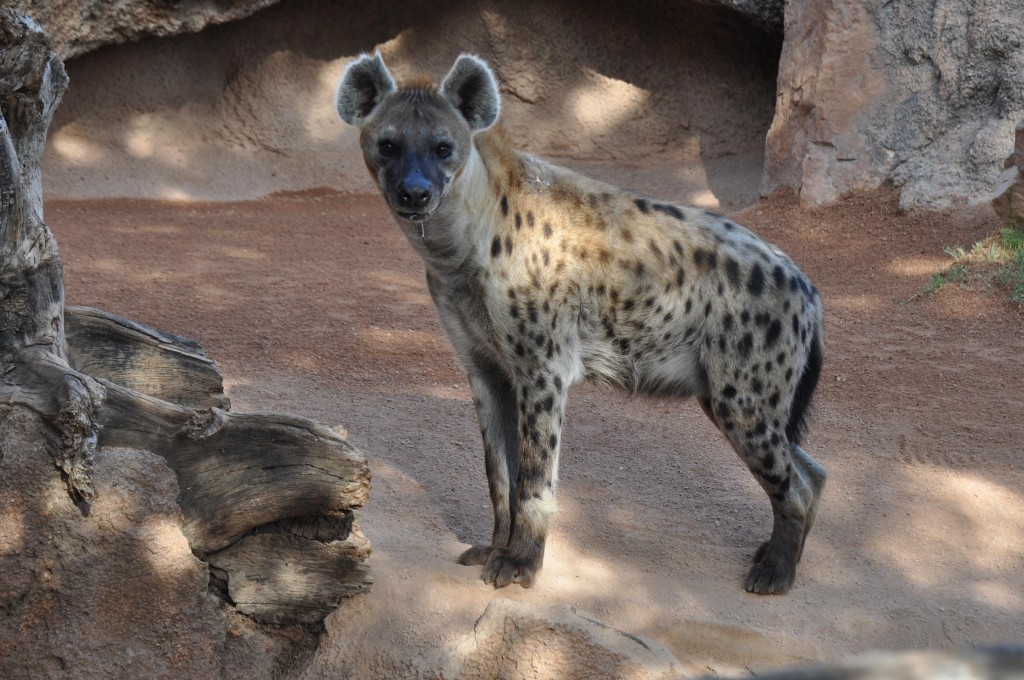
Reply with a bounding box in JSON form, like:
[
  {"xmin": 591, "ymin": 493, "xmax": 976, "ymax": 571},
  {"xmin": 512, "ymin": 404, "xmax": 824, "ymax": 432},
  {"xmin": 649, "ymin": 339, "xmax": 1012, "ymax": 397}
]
[{"xmin": 425, "ymin": 124, "xmax": 544, "ymax": 276}]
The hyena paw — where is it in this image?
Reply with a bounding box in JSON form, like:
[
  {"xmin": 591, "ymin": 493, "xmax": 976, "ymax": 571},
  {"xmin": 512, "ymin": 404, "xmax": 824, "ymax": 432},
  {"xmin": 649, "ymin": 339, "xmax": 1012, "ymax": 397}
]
[
  {"xmin": 456, "ymin": 544, "xmax": 495, "ymax": 566},
  {"xmin": 745, "ymin": 541, "xmax": 796, "ymax": 595},
  {"xmin": 482, "ymin": 547, "xmax": 541, "ymax": 588}
]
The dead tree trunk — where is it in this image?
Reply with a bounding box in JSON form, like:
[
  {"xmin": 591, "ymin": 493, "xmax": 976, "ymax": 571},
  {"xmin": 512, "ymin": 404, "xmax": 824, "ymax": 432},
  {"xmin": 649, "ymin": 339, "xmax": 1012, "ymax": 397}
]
[{"xmin": 0, "ymin": 10, "xmax": 370, "ymax": 625}]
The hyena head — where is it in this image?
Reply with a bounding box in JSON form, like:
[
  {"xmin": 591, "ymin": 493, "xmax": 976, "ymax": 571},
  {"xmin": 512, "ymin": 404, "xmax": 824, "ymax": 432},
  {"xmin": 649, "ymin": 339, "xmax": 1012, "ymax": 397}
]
[{"xmin": 335, "ymin": 53, "xmax": 500, "ymax": 224}]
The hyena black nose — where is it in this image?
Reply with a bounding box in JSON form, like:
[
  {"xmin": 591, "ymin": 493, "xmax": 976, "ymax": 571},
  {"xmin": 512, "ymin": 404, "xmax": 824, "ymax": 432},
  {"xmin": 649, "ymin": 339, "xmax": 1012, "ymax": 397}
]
[{"xmin": 398, "ymin": 177, "xmax": 432, "ymax": 209}]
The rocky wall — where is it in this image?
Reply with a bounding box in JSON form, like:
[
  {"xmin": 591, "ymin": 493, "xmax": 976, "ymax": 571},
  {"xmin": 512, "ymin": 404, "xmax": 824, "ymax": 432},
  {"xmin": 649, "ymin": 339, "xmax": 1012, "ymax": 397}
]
[{"xmin": 764, "ymin": 0, "xmax": 1024, "ymax": 209}]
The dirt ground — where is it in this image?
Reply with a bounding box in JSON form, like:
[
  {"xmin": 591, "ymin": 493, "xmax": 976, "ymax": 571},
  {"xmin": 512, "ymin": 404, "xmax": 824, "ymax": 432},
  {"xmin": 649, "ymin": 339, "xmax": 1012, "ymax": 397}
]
[{"xmin": 46, "ymin": 185, "xmax": 1024, "ymax": 675}]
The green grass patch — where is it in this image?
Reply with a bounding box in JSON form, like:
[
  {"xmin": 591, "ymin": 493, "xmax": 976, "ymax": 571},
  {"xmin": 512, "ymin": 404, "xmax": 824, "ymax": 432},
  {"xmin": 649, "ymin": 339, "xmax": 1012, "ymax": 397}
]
[{"xmin": 906, "ymin": 224, "xmax": 1024, "ymax": 307}]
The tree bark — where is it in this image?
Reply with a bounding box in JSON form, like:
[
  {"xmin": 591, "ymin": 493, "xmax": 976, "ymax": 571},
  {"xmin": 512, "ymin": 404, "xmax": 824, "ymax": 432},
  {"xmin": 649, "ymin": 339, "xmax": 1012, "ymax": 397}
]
[{"xmin": 0, "ymin": 9, "xmax": 370, "ymax": 625}]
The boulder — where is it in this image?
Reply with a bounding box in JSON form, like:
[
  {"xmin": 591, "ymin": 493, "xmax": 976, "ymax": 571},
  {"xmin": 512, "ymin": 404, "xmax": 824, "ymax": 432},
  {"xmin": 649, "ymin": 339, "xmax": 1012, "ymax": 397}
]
[
  {"xmin": 992, "ymin": 120, "xmax": 1024, "ymax": 226},
  {"xmin": 7, "ymin": 0, "xmax": 281, "ymax": 59},
  {"xmin": 694, "ymin": 0, "xmax": 783, "ymax": 34},
  {"xmin": 764, "ymin": 0, "xmax": 1024, "ymax": 209}
]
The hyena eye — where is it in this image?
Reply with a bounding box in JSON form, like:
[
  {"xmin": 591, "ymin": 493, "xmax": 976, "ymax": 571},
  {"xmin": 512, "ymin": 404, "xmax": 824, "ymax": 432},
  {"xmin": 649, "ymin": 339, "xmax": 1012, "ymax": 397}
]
[
  {"xmin": 436, "ymin": 143, "xmax": 452, "ymax": 159},
  {"xmin": 378, "ymin": 140, "xmax": 397, "ymax": 157}
]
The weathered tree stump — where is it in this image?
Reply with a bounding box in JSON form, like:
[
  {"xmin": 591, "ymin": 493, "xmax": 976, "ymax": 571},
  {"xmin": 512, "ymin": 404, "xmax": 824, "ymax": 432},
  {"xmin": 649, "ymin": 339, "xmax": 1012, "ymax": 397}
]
[{"xmin": 0, "ymin": 9, "xmax": 370, "ymax": 626}]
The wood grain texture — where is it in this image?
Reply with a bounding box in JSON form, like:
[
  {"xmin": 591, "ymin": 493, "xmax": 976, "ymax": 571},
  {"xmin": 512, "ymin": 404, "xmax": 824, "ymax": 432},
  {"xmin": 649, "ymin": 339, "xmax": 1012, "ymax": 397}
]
[{"xmin": 65, "ymin": 305, "xmax": 229, "ymax": 410}]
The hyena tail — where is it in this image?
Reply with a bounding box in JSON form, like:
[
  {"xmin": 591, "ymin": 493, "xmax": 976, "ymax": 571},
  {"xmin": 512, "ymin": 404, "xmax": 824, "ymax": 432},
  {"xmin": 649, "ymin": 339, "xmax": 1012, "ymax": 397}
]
[{"xmin": 786, "ymin": 324, "xmax": 823, "ymax": 446}]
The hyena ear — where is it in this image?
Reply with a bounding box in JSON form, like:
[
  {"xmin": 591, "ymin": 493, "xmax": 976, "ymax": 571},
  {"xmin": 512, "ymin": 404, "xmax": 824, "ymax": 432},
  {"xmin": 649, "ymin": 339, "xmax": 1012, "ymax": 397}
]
[
  {"xmin": 336, "ymin": 52, "xmax": 397, "ymax": 127},
  {"xmin": 440, "ymin": 54, "xmax": 501, "ymax": 131}
]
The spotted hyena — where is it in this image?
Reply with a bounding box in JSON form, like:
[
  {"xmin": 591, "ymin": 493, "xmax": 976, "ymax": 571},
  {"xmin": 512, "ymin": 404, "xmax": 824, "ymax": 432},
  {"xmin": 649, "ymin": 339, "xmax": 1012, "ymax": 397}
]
[{"xmin": 336, "ymin": 53, "xmax": 827, "ymax": 594}]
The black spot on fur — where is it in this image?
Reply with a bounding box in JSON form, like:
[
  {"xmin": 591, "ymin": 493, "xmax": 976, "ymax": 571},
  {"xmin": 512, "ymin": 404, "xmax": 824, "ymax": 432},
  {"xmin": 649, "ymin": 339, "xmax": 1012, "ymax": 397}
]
[
  {"xmin": 504, "ymin": 237, "xmax": 513, "ymax": 255},
  {"xmin": 491, "ymin": 236, "xmax": 501, "ymax": 257},
  {"xmin": 769, "ymin": 390, "xmax": 781, "ymax": 408},
  {"xmin": 527, "ymin": 211, "xmax": 535, "ymax": 228},
  {"xmin": 725, "ymin": 258, "xmax": 741, "ymax": 289},
  {"xmin": 722, "ymin": 385, "xmax": 737, "ymax": 399},
  {"xmin": 515, "ymin": 212, "xmax": 522, "ymax": 229},
  {"xmin": 747, "ymin": 264, "xmax": 765, "ymax": 296},
  {"xmin": 766, "ymin": 319, "xmax": 782, "ymax": 348},
  {"xmin": 738, "ymin": 332, "xmax": 754, "ymax": 358},
  {"xmin": 773, "ymin": 265, "xmax": 786, "ymax": 288},
  {"xmin": 693, "ymin": 248, "xmax": 717, "ymax": 269},
  {"xmin": 500, "ymin": 195, "xmax": 509, "ymax": 216},
  {"xmin": 543, "ymin": 222, "xmax": 553, "ymax": 238},
  {"xmin": 724, "ymin": 313, "xmax": 734, "ymax": 331},
  {"xmin": 634, "ymin": 198, "xmax": 650, "ymax": 213},
  {"xmin": 653, "ymin": 203, "xmax": 684, "ymax": 220},
  {"xmin": 553, "ymin": 376, "xmax": 563, "ymax": 391},
  {"xmin": 762, "ymin": 452, "xmax": 776, "ymax": 470}
]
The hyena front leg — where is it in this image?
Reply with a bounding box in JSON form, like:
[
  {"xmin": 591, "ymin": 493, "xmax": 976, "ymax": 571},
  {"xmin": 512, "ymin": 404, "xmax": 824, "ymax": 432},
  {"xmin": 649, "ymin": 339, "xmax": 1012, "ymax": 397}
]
[
  {"xmin": 457, "ymin": 355, "xmax": 519, "ymax": 567},
  {"xmin": 482, "ymin": 367, "xmax": 568, "ymax": 588}
]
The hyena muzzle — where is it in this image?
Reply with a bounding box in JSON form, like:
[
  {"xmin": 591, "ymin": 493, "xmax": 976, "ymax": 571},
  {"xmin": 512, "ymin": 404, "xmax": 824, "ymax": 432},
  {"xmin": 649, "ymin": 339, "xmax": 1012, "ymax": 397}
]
[{"xmin": 336, "ymin": 53, "xmax": 827, "ymax": 594}]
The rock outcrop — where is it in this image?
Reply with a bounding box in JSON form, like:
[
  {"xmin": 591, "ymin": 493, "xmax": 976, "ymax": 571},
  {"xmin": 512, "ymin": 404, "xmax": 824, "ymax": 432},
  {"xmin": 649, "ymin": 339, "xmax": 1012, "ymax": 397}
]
[
  {"xmin": 764, "ymin": 0, "xmax": 1024, "ymax": 209},
  {"xmin": 8, "ymin": 0, "xmax": 279, "ymax": 59},
  {"xmin": 39, "ymin": 0, "xmax": 781, "ymax": 209},
  {"xmin": 992, "ymin": 120, "xmax": 1024, "ymax": 225}
]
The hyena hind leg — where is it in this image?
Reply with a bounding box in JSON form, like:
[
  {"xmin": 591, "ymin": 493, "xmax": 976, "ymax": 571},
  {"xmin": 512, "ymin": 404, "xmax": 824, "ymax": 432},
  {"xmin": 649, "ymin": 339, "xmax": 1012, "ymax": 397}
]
[
  {"xmin": 737, "ymin": 432, "xmax": 826, "ymax": 595},
  {"xmin": 734, "ymin": 432, "xmax": 816, "ymax": 594},
  {"xmin": 789, "ymin": 443, "xmax": 827, "ymax": 562},
  {"xmin": 701, "ymin": 391, "xmax": 825, "ymax": 595}
]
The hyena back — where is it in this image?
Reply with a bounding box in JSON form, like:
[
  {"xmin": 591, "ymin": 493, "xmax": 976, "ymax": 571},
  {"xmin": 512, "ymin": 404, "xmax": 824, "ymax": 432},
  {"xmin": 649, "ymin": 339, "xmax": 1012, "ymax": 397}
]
[{"xmin": 336, "ymin": 53, "xmax": 827, "ymax": 594}]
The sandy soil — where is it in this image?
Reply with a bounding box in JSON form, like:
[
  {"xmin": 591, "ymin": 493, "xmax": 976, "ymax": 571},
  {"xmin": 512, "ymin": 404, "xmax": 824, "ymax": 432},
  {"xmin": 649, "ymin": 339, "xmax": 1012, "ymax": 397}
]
[{"xmin": 46, "ymin": 187, "xmax": 1024, "ymax": 675}]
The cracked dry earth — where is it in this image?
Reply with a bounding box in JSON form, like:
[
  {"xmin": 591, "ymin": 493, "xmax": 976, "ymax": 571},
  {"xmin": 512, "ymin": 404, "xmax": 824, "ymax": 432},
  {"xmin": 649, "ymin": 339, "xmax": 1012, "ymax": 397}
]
[{"xmin": 47, "ymin": 187, "xmax": 1024, "ymax": 675}]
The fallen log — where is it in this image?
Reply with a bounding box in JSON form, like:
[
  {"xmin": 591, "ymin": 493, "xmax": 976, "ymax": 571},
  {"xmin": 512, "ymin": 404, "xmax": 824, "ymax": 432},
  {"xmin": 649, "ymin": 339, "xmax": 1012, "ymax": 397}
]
[{"xmin": 0, "ymin": 8, "xmax": 370, "ymax": 626}]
